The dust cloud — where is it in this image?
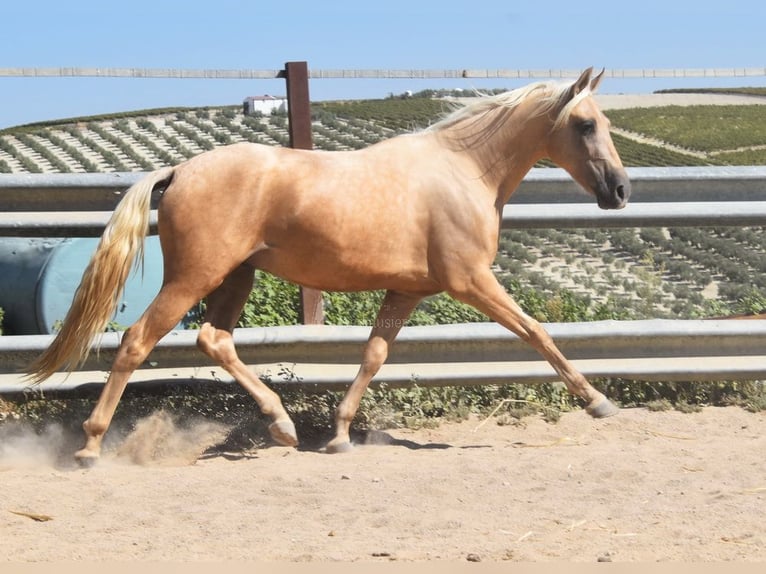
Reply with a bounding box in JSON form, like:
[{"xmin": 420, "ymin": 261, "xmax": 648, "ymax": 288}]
[
  {"xmin": 114, "ymin": 411, "xmax": 230, "ymax": 466},
  {"xmin": 0, "ymin": 422, "xmax": 70, "ymax": 469},
  {"xmin": 0, "ymin": 411, "xmax": 230, "ymax": 469}
]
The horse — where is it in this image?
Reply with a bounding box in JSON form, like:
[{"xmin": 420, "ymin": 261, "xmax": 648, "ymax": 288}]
[{"xmin": 28, "ymin": 67, "xmax": 631, "ymax": 463}]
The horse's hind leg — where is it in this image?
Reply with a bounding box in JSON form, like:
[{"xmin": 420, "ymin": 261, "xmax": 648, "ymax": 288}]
[
  {"xmin": 76, "ymin": 282, "xmax": 208, "ymax": 464},
  {"xmin": 449, "ymin": 269, "xmax": 619, "ymax": 418},
  {"xmin": 326, "ymin": 290, "xmax": 423, "ymax": 453},
  {"xmin": 196, "ymin": 265, "xmax": 297, "ymax": 447}
]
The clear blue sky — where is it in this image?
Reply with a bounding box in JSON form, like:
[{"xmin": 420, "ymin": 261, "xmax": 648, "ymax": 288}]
[{"xmin": 1, "ymin": 0, "xmax": 764, "ymax": 129}]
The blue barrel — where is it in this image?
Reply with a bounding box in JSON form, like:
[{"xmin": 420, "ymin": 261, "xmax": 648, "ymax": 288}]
[{"xmin": 0, "ymin": 236, "xmax": 186, "ymax": 335}]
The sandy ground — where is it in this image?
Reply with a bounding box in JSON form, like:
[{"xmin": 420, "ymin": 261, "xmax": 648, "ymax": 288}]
[{"xmin": 1, "ymin": 405, "xmax": 764, "ymax": 563}]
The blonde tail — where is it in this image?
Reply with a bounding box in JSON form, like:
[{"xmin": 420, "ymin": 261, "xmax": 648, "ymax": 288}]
[{"xmin": 27, "ymin": 167, "xmax": 175, "ymax": 383}]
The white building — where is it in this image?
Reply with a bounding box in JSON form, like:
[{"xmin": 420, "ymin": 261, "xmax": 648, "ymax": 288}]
[{"xmin": 243, "ymin": 95, "xmax": 288, "ymax": 115}]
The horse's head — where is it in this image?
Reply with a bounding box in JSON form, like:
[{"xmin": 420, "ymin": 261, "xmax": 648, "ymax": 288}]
[{"xmin": 546, "ymin": 68, "xmax": 631, "ymax": 210}]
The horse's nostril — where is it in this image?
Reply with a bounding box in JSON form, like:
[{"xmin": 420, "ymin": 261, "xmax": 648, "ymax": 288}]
[{"xmin": 615, "ymin": 185, "xmax": 625, "ymax": 200}]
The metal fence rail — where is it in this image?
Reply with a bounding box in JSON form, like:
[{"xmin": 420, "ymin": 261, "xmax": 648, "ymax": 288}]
[
  {"xmin": 3, "ymin": 67, "xmax": 765, "ymax": 80},
  {"xmin": 1, "ymin": 320, "xmax": 766, "ymax": 395}
]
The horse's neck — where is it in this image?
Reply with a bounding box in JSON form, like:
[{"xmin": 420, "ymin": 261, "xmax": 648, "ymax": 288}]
[{"xmin": 444, "ymin": 108, "xmax": 548, "ymax": 204}]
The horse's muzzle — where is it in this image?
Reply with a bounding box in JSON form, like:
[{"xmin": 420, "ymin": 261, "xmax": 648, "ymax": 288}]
[{"xmin": 597, "ymin": 171, "xmax": 631, "ymax": 210}]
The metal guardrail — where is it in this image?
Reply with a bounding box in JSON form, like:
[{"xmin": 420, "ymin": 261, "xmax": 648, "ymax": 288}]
[{"xmin": 1, "ymin": 320, "xmax": 766, "ymax": 395}]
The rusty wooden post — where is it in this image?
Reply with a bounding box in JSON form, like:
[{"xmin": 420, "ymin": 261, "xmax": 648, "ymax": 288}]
[{"xmin": 283, "ymin": 61, "xmax": 325, "ymax": 325}]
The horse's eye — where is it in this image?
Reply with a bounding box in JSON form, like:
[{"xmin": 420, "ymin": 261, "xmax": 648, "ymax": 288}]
[{"xmin": 579, "ymin": 120, "xmax": 596, "ymax": 136}]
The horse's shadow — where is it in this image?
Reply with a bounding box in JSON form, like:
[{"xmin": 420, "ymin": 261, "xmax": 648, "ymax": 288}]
[
  {"xmin": 280, "ymin": 428, "xmax": 454, "ymax": 453},
  {"xmin": 330, "ymin": 430, "xmax": 491, "ymax": 452},
  {"xmin": 202, "ymin": 417, "xmax": 499, "ymax": 460},
  {"xmin": 347, "ymin": 429, "xmax": 452, "ymax": 451},
  {"xmin": 205, "ymin": 431, "xmax": 504, "ymax": 463},
  {"xmin": 204, "ymin": 425, "xmax": 455, "ymax": 459}
]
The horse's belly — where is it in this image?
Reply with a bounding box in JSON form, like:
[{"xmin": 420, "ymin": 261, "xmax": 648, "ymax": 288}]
[{"xmin": 250, "ymin": 245, "xmax": 434, "ymax": 293}]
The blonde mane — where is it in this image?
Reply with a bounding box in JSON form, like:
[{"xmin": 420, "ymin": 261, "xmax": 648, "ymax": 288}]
[{"xmin": 428, "ymin": 78, "xmax": 592, "ymax": 134}]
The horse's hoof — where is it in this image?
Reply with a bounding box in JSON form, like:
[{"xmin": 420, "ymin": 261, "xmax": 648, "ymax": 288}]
[
  {"xmin": 325, "ymin": 440, "xmax": 354, "ymax": 454},
  {"xmin": 268, "ymin": 419, "xmax": 299, "ymax": 447},
  {"xmin": 74, "ymin": 451, "xmax": 99, "ymax": 468},
  {"xmin": 586, "ymin": 397, "xmax": 620, "ymax": 418}
]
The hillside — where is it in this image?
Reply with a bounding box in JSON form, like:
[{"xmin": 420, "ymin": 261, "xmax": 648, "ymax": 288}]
[
  {"xmin": 3, "ymin": 93, "xmax": 766, "ymax": 173},
  {"xmin": 1, "ymin": 93, "xmax": 766, "ymax": 325}
]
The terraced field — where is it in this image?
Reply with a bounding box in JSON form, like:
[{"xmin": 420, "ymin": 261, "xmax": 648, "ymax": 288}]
[{"xmin": 1, "ymin": 93, "xmax": 765, "ymax": 324}]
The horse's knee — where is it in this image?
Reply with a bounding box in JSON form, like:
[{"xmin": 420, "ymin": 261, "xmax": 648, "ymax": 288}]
[
  {"xmin": 196, "ymin": 323, "xmax": 237, "ymax": 366},
  {"xmin": 361, "ymin": 337, "xmax": 389, "ymax": 373},
  {"xmin": 196, "ymin": 322, "xmax": 215, "ymax": 355},
  {"xmin": 112, "ymin": 327, "xmax": 153, "ymax": 371}
]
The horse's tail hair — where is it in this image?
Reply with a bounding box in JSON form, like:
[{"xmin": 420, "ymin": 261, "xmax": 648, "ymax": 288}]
[{"xmin": 26, "ymin": 166, "xmax": 175, "ymax": 384}]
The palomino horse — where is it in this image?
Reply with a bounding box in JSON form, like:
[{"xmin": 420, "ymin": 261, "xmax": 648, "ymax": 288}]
[{"xmin": 29, "ymin": 68, "xmax": 631, "ymax": 463}]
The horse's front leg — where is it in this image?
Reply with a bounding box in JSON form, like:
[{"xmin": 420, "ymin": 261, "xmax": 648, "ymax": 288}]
[
  {"xmin": 326, "ymin": 290, "xmax": 423, "ymax": 453},
  {"xmin": 448, "ymin": 270, "xmax": 619, "ymax": 418}
]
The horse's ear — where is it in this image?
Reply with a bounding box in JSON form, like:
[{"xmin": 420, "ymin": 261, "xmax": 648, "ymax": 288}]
[
  {"xmin": 569, "ymin": 67, "xmax": 594, "ymax": 99},
  {"xmin": 590, "ymin": 68, "xmax": 605, "ymax": 92}
]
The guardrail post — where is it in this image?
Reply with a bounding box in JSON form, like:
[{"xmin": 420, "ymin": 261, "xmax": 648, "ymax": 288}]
[{"xmin": 283, "ymin": 61, "xmax": 325, "ymax": 325}]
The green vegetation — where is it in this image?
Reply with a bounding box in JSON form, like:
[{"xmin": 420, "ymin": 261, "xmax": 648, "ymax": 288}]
[
  {"xmin": 0, "ymin": 105, "xmax": 240, "ymax": 136},
  {"xmin": 315, "ymin": 97, "xmax": 451, "ymax": 131},
  {"xmin": 606, "ymin": 105, "xmax": 766, "ymax": 153},
  {"xmin": 658, "ymin": 87, "xmax": 766, "ymax": 97},
  {"xmin": 713, "ymin": 148, "xmax": 766, "ymax": 165},
  {"xmin": 610, "ymin": 132, "xmax": 721, "ymax": 166}
]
